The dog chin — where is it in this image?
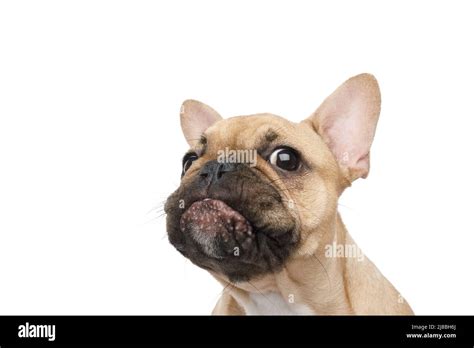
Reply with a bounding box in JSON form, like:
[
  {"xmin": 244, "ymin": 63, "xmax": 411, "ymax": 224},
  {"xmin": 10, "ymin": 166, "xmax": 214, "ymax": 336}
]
[{"xmin": 166, "ymin": 197, "xmax": 298, "ymax": 282}]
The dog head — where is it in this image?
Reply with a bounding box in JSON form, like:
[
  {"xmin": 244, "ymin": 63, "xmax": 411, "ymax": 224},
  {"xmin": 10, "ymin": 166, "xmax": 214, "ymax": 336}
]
[{"xmin": 165, "ymin": 73, "xmax": 381, "ymax": 283}]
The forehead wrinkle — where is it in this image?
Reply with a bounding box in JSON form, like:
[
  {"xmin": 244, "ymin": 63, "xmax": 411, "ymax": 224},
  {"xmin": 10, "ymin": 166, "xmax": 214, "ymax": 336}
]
[
  {"xmin": 247, "ymin": 120, "xmax": 285, "ymax": 144},
  {"xmin": 204, "ymin": 116, "xmax": 293, "ymax": 153},
  {"xmin": 265, "ymin": 129, "xmax": 279, "ymax": 142},
  {"xmin": 198, "ymin": 134, "xmax": 207, "ymax": 146},
  {"xmin": 254, "ymin": 124, "xmax": 293, "ymax": 151}
]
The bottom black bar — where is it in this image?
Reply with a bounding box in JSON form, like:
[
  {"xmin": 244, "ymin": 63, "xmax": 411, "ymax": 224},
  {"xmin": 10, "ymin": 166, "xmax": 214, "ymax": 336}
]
[{"xmin": 0, "ymin": 316, "xmax": 473, "ymax": 346}]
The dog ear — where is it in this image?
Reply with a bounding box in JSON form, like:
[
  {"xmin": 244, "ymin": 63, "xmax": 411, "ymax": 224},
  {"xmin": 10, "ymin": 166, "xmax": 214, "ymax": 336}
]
[
  {"xmin": 304, "ymin": 73, "xmax": 381, "ymax": 182},
  {"xmin": 180, "ymin": 99, "xmax": 222, "ymax": 147}
]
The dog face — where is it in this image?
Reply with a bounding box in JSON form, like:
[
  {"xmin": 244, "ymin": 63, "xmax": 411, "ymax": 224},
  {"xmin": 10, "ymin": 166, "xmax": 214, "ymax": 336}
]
[{"xmin": 165, "ymin": 74, "xmax": 381, "ymax": 283}]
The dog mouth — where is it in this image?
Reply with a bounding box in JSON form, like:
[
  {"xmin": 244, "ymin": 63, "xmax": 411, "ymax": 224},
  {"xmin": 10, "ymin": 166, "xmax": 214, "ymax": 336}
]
[
  {"xmin": 180, "ymin": 199, "xmax": 255, "ymax": 259},
  {"xmin": 180, "ymin": 199, "xmax": 252, "ymax": 237},
  {"xmin": 165, "ymin": 162, "xmax": 299, "ymax": 282}
]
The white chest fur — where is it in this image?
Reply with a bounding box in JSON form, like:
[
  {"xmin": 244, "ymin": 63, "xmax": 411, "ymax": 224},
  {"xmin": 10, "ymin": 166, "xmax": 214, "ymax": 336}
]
[{"xmin": 237, "ymin": 292, "xmax": 314, "ymax": 315}]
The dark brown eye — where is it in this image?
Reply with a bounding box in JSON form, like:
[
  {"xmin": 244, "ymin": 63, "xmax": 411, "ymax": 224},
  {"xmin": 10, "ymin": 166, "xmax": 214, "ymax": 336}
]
[
  {"xmin": 269, "ymin": 147, "xmax": 300, "ymax": 171},
  {"xmin": 182, "ymin": 153, "xmax": 198, "ymax": 175}
]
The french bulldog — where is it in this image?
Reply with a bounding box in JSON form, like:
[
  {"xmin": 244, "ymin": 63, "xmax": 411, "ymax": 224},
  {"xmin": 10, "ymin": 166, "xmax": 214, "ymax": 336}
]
[{"xmin": 165, "ymin": 73, "xmax": 413, "ymax": 315}]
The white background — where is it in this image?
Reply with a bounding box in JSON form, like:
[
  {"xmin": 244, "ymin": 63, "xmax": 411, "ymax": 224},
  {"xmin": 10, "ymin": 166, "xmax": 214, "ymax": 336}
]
[{"xmin": 1, "ymin": 0, "xmax": 473, "ymax": 315}]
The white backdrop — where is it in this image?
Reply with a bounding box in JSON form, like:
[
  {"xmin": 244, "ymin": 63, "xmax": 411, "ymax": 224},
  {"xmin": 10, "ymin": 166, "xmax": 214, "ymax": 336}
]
[{"xmin": 1, "ymin": 0, "xmax": 473, "ymax": 315}]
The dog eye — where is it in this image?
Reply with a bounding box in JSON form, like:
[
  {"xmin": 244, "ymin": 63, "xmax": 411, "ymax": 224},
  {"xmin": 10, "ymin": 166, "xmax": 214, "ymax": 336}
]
[
  {"xmin": 182, "ymin": 152, "xmax": 198, "ymax": 175},
  {"xmin": 269, "ymin": 147, "xmax": 300, "ymax": 171}
]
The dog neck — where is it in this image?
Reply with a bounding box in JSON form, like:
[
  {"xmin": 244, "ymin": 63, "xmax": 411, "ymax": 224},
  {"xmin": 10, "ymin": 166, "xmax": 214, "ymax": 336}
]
[
  {"xmin": 214, "ymin": 212, "xmax": 412, "ymax": 315},
  {"xmin": 215, "ymin": 213, "xmax": 352, "ymax": 314}
]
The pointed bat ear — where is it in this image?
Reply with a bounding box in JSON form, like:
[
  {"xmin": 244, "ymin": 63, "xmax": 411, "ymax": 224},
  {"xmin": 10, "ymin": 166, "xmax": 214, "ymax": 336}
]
[
  {"xmin": 180, "ymin": 99, "xmax": 222, "ymax": 147},
  {"xmin": 303, "ymin": 73, "xmax": 381, "ymax": 182}
]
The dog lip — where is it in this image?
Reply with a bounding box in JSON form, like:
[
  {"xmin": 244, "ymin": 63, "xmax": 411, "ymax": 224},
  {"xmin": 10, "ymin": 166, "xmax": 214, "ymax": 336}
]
[{"xmin": 179, "ymin": 199, "xmax": 253, "ymax": 237}]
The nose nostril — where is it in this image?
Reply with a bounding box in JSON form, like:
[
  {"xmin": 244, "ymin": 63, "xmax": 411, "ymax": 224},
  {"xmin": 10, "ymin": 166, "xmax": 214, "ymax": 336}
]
[{"xmin": 198, "ymin": 161, "xmax": 238, "ymax": 183}]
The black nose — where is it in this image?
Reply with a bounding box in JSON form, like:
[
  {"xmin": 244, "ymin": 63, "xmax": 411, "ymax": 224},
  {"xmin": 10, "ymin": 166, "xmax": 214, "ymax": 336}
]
[{"xmin": 199, "ymin": 160, "xmax": 238, "ymax": 184}]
